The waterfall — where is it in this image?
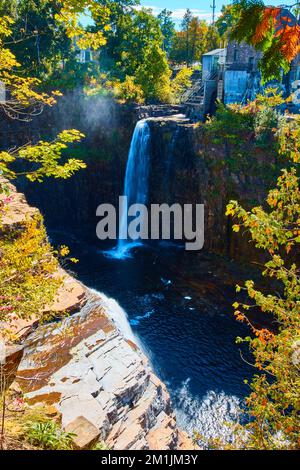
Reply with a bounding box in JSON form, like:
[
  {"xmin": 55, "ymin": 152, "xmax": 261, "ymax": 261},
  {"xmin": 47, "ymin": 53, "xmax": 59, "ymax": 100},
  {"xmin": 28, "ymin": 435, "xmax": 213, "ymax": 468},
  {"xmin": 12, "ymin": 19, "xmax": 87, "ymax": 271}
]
[
  {"xmin": 88, "ymin": 289, "xmax": 137, "ymax": 343},
  {"xmin": 106, "ymin": 119, "xmax": 151, "ymax": 259}
]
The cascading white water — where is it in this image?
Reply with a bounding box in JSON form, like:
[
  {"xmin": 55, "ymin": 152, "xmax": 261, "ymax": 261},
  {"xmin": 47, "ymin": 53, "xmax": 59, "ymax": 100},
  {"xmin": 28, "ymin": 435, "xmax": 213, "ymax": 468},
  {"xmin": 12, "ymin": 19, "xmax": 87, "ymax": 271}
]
[
  {"xmin": 106, "ymin": 119, "xmax": 151, "ymax": 259},
  {"xmin": 88, "ymin": 288, "xmax": 137, "ymax": 343}
]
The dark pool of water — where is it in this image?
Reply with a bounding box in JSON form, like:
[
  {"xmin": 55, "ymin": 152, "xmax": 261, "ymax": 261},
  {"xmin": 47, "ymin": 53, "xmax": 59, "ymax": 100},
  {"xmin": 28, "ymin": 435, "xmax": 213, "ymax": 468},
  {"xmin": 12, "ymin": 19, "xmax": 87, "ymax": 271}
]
[{"xmin": 50, "ymin": 231, "xmax": 254, "ymax": 442}]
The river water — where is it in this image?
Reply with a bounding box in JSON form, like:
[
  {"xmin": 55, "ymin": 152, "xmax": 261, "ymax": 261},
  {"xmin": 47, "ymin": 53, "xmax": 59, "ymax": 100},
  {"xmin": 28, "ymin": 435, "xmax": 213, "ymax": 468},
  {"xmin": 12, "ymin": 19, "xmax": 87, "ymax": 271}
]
[
  {"xmin": 50, "ymin": 230, "xmax": 253, "ymax": 446},
  {"xmin": 44, "ymin": 117, "xmax": 255, "ymax": 445}
]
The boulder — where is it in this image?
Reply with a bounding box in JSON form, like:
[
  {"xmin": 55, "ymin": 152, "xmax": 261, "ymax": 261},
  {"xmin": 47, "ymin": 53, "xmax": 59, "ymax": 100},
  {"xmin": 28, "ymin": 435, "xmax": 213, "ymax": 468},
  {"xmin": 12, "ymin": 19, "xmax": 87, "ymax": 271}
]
[
  {"xmin": 0, "ymin": 344, "xmax": 24, "ymax": 392},
  {"xmin": 65, "ymin": 416, "xmax": 100, "ymax": 449}
]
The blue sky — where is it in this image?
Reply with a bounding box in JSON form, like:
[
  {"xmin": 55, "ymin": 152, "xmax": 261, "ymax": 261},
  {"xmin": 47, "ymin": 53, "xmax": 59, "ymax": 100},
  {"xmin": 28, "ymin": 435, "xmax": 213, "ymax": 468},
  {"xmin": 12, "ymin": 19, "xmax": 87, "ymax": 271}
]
[
  {"xmin": 139, "ymin": 0, "xmax": 291, "ymax": 26},
  {"xmin": 80, "ymin": 1, "xmax": 292, "ymax": 28}
]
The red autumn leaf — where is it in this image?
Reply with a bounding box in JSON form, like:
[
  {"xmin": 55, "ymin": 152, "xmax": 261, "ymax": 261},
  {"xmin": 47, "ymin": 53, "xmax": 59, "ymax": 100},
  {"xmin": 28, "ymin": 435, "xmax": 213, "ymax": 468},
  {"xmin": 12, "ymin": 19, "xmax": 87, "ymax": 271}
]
[{"xmin": 252, "ymin": 7, "xmax": 280, "ymax": 44}]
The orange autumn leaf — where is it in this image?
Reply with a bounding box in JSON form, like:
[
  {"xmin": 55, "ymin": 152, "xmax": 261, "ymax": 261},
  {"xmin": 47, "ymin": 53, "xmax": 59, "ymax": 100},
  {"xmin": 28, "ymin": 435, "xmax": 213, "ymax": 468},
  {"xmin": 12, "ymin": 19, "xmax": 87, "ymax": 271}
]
[
  {"xmin": 252, "ymin": 7, "xmax": 280, "ymax": 44},
  {"xmin": 278, "ymin": 24, "xmax": 300, "ymax": 62},
  {"xmin": 256, "ymin": 328, "xmax": 275, "ymax": 344}
]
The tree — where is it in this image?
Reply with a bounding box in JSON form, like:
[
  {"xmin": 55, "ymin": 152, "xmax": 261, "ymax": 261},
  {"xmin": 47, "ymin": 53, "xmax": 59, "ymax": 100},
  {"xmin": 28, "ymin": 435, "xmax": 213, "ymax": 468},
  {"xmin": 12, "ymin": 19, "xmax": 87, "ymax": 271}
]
[
  {"xmin": 0, "ymin": 214, "xmax": 64, "ymax": 341},
  {"xmin": 0, "ymin": 1, "xmax": 110, "ymax": 342},
  {"xmin": 112, "ymin": 75, "xmax": 144, "ymax": 103},
  {"xmin": 226, "ymin": 113, "xmax": 300, "ymax": 449},
  {"xmin": 90, "ymin": 0, "xmax": 138, "ymax": 70},
  {"xmin": 181, "ymin": 8, "xmax": 193, "ymax": 64},
  {"xmin": 227, "ymin": 140, "xmax": 300, "ymax": 449},
  {"xmin": 157, "ymin": 8, "xmax": 176, "ymax": 54},
  {"xmin": 0, "ymin": 130, "xmax": 86, "ymax": 183},
  {"xmin": 118, "ymin": 8, "xmax": 164, "ymax": 76},
  {"xmin": 135, "ymin": 42, "xmax": 172, "ymax": 102},
  {"xmin": 231, "ymin": 1, "xmax": 300, "ymax": 81},
  {"xmin": 215, "ymin": 4, "xmax": 242, "ymax": 39},
  {"xmin": 188, "ymin": 18, "xmax": 207, "ymax": 63},
  {"xmin": 93, "ymin": 5, "xmax": 172, "ymax": 102},
  {"xmin": 170, "ymin": 13, "xmax": 221, "ymax": 65},
  {"xmin": 0, "ymin": 0, "xmax": 73, "ymax": 80},
  {"xmin": 205, "ymin": 24, "xmax": 221, "ymax": 52},
  {"xmin": 170, "ymin": 67, "xmax": 193, "ymax": 103},
  {"xmin": 169, "ymin": 32, "xmax": 187, "ymax": 64},
  {"xmin": 0, "ymin": 1, "xmax": 109, "ymax": 119}
]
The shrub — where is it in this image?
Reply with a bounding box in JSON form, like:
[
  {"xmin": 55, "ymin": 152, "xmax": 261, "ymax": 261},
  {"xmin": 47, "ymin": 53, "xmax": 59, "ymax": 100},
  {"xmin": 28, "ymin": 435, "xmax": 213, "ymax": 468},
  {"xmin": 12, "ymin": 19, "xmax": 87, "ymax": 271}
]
[
  {"xmin": 0, "ymin": 214, "xmax": 64, "ymax": 341},
  {"xmin": 171, "ymin": 67, "xmax": 193, "ymax": 103},
  {"xmin": 226, "ymin": 114, "xmax": 300, "ymax": 449},
  {"xmin": 26, "ymin": 420, "xmax": 75, "ymax": 450},
  {"xmin": 92, "ymin": 441, "xmax": 110, "ymax": 450},
  {"xmin": 113, "ymin": 76, "xmax": 144, "ymax": 104}
]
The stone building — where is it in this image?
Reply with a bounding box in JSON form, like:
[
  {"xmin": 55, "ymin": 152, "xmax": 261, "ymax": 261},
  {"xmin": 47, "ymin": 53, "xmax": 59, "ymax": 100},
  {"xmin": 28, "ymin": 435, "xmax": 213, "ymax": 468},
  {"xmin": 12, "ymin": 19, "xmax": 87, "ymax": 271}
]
[
  {"xmin": 182, "ymin": 39, "xmax": 300, "ymax": 119},
  {"xmin": 223, "ymin": 41, "xmax": 262, "ymax": 105}
]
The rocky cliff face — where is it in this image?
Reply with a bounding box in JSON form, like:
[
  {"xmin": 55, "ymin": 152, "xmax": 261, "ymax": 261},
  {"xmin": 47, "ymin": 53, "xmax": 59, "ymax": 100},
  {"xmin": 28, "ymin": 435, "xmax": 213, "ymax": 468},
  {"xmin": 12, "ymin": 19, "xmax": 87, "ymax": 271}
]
[
  {"xmin": 2, "ymin": 182, "xmax": 193, "ymax": 450},
  {"xmin": 17, "ymin": 291, "xmax": 191, "ymax": 450},
  {"xmin": 8, "ymin": 98, "xmax": 275, "ymax": 260},
  {"xmin": 146, "ymin": 115, "xmax": 274, "ymax": 260}
]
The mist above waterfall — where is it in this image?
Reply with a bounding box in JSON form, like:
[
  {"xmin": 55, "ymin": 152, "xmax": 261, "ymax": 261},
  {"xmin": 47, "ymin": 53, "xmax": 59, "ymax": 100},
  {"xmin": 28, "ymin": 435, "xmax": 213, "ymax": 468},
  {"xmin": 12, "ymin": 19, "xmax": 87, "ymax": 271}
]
[{"xmin": 53, "ymin": 91, "xmax": 118, "ymax": 136}]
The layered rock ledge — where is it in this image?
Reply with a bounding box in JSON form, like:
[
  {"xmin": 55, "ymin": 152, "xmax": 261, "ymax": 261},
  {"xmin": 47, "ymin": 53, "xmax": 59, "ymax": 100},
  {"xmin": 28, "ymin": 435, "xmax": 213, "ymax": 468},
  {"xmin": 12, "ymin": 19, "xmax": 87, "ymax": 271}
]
[
  {"xmin": 1, "ymin": 182, "xmax": 195, "ymax": 450},
  {"xmin": 16, "ymin": 291, "xmax": 193, "ymax": 449}
]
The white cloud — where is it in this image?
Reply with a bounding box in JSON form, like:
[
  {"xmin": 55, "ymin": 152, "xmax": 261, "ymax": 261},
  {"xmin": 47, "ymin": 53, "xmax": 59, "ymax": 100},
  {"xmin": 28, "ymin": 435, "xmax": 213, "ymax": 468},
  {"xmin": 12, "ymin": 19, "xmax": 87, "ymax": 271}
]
[{"xmin": 135, "ymin": 5, "xmax": 221, "ymax": 23}]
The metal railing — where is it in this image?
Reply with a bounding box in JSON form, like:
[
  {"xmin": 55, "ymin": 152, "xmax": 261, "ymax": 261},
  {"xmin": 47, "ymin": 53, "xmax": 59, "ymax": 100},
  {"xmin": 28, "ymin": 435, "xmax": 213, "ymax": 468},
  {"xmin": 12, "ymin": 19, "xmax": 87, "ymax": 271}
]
[{"xmin": 180, "ymin": 70, "xmax": 218, "ymax": 106}]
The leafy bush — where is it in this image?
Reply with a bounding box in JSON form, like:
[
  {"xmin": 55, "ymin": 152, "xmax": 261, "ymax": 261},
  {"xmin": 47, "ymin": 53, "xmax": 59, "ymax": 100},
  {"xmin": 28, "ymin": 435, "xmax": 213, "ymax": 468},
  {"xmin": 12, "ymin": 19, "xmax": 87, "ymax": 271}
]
[
  {"xmin": 171, "ymin": 67, "xmax": 193, "ymax": 103},
  {"xmin": 92, "ymin": 441, "xmax": 110, "ymax": 450},
  {"xmin": 226, "ymin": 114, "xmax": 300, "ymax": 450},
  {"xmin": 254, "ymin": 106, "xmax": 278, "ymax": 147},
  {"xmin": 135, "ymin": 42, "xmax": 172, "ymax": 103},
  {"xmin": 204, "ymin": 101, "xmax": 255, "ymax": 146},
  {"xmin": 113, "ymin": 76, "xmax": 144, "ymax": 104},
  {"xmin": 26, "ymin": 420, "xmax": 75, "ymax": 450},
  {"xmin": 0, "ymin": 214, "xmax": 63, "ymax": 341}
]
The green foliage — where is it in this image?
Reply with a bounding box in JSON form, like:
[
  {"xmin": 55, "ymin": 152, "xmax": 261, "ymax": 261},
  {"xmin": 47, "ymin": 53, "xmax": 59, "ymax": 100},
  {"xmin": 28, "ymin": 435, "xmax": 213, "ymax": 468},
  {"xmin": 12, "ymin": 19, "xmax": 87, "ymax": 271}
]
[
  {"xmin": 204, "ymin": 88, "xmax": 291, "ymax": 161},
  {"xmin": 46, "ymin": 58, "xmax": 101, "ymax": 92},
  {"xmin": 157, "ymin": 9, "xmax": 176, "ymax": 54},
  {"xmin": 276, "ymin": 114, "xmax": 300, "ymax": 164},
  {"xmin": 135, "ymin": 42, "xmax": 172, "ymax": 103},
  {"xmin": 94, "ymin": 6, "xmax": 172, "ymax": 103},
  {"xmin": 100, "ymin": 7, "xmax": 163, "ymax": 77},
  {"xmin": 204, "ymin": 101, "xmax": 255, "ymax": 147},
  {"xmin": 92, "ymin": 441, "xmax": 110, "ymax": 450},
  {"xmin": 0, "ymin": 1, "xmax": 110, "ymax": 107},
  {"xmin": 0, "ymin": 129, "xmax": 86, "ymax": 183},
  {"xmin": 0, "ymin": 1, "xmax": 108, "ymax": 346},
  {"xmin": 170, "ymin": 67, "xmax": 193, "ymax": 103},
  {"xmin": 231, "ymin": 1, "xmax": 300, "ymax": 82},
  {"xmin": 225, "ymin": 103, "xmax": 300, "ymax": 449},
  {"xmin": 169, "ymin": 9, "xmax": 221, "ymax": 65},
  {"xmin": 0, "ymin": 0, "xmax": 73, "ymax": 80},
  {"xmin": 113, "ymin": 75, "xmax": 144, "ymax": 103},
  {"xmin": 215, "ymin": 4, "xmax": 242, "ymax": 38},
  {"xmin": 202, "ymin": 89, "xmax": 293, "ymax": 182},
  {"xmin": 0, "ymin": 214, "xmax": 64, "ymax": 341},
  {"xmin": 26, "ymin": 420, "xmax": 75, "ymax": 450}
]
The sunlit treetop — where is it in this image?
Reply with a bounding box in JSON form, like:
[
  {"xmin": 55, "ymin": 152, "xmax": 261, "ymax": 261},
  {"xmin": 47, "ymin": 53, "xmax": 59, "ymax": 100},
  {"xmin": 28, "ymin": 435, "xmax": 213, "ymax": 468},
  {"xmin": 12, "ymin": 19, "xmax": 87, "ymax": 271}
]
[
  {"xmin": 54, "ymin": 0, "xmax": 111, "ymax": 49},
  {"xmin": 0, "ymin": 1, "xmax": 110, "ymax": 119}
]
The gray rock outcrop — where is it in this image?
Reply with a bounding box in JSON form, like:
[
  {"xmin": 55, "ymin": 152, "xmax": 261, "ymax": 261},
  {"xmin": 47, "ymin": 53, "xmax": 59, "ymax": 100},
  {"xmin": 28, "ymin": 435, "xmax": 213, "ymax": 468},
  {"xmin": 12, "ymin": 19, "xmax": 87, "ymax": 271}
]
[{"xmin": 16, "ymin": 292, "xmax": 194, "ymax": 450}]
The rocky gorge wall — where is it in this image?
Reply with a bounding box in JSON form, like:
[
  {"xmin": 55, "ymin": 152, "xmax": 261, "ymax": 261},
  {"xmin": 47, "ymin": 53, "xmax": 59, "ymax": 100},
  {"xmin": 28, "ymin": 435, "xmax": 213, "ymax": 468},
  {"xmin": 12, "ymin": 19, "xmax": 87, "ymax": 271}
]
[
  {"xmin": 146, "ymin": 115, "xmax": 276, "ymax": 260},
  {"xmin": 2, "ymin": 94, "xmax": 275, "ymax": 260}
]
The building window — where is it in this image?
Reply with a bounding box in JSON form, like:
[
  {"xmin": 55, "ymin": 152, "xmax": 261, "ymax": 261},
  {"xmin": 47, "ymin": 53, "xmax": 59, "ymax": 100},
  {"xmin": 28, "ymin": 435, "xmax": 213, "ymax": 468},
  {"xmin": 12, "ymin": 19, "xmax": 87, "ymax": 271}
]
[
  {"xmin": 234, "ymin": 49, "xmax": 239, "ymax": 62},
  {"xmin": 85, "ymin": 50, "xmax": 92, "ymax": 62}
]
